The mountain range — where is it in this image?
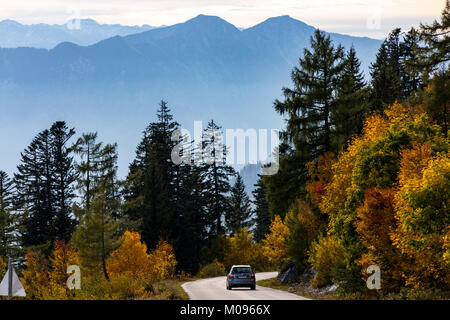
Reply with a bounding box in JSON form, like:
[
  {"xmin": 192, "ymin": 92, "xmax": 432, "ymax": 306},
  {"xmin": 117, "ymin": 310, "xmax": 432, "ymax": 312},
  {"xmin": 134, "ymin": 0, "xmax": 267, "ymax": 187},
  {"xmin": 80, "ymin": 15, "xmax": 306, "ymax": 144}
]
[
  {"xmin": 0, "ymin": 19, "xmax": 155, "ymax": 49},
  {"xmin": 0, "ymin": 14, "xmax": 383, "ymax": 189}
]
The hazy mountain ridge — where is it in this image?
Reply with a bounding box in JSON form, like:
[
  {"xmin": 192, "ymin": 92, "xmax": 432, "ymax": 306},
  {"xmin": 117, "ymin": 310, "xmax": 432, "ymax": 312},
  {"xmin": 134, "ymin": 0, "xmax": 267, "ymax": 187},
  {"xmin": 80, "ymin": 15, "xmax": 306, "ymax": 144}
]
[
  {"xmin": 0, "ymin": 15, "xmax": 381, "ymax": 85},
  {"xmin": 0, "ymin": 18, "xmax": 156, "ymax": 49}
]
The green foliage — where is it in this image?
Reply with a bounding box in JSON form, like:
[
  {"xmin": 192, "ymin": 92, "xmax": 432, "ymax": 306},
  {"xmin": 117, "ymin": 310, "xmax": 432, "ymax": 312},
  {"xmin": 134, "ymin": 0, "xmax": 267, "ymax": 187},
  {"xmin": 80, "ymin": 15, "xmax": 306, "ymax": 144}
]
[
  {"xmin": 197, "ymin": 260, "xmax": 226, "ymax": 278},
  {"xmin": 71, "ymin": 191, "xmax": 120, "ymax": 281},
  {"xmin": 252, "ymin": 175, "xmax": 271, "ymax": 242},
  {"xmin": 226, "ymin": 174, "xmax": 253, "ymax": 235},
  {"xmin": 15, "ymin": 122, "xmax": 76, "ymax": 251}
]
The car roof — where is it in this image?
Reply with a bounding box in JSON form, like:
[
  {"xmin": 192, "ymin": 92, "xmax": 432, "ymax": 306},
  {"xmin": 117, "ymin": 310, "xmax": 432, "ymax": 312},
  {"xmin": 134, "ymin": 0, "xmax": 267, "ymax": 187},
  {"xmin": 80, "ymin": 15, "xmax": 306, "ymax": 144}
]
[{"xmin": 231, "ymin": 265, "xmax": 251, "ymax": 268}]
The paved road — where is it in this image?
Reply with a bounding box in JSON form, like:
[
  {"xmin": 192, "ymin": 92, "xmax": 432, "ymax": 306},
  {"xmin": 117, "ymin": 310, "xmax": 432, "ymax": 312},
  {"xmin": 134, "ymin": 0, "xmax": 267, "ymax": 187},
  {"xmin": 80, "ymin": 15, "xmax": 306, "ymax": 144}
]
[{"xmin": 182, "ymin": 272, "xmax": 309, "ymax": 300}]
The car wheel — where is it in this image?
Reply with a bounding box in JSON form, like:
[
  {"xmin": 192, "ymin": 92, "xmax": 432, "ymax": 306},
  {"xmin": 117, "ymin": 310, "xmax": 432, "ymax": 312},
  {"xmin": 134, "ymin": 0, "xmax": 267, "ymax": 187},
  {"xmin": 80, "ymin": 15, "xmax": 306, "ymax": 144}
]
[{"xmin": 250, "ymin": 285, "xmax": 256, "ymax": 290}]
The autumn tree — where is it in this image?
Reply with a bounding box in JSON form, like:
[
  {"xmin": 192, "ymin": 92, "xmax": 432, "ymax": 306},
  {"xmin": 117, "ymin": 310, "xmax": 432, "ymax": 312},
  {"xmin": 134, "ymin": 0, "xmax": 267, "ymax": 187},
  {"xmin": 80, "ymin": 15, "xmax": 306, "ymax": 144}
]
[
  {"xmin": 355, "ymin": 188, "xmax": 405, "ymax": 291},
  {"xmin": 392, "ymin": 144, "xmax": 450, "ymax": 289},
  {"xmin": 261, "ymin": 216, "xmax": 289, "ymax": 269},
  {"xmin": 107, "ymin": 230, "xmax": 151, "ymax": 279},
  {"xmin": 71, "ymin": 191, "xmax": 120, "ymax": 281}
]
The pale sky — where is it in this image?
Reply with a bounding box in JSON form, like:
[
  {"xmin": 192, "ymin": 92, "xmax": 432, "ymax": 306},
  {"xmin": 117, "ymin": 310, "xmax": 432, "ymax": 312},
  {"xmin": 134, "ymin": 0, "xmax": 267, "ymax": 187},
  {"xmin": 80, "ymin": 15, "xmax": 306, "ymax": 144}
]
[{"xmin": 0, "ymin": 0, "xmax": 445, "ymax": 39}]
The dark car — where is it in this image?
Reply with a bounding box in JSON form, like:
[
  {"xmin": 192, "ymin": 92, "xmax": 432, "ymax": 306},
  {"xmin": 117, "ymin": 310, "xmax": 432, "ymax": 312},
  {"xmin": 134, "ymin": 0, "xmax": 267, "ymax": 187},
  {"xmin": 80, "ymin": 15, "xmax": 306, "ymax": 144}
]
[{"xmin": 226, "ymin": 265, "xmax": 256, "ymax": 290}]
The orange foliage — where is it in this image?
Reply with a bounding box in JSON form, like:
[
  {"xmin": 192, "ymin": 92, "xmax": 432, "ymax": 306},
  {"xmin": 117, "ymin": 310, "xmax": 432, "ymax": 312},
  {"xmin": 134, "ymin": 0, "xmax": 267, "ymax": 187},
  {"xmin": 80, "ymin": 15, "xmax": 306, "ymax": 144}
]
[
  {"xmin": 21, "ymin": 250, "xmax": 50, "ymax": 299},
  {"xmin": 107, "ymin": 230, "xmax": 151, "ymax": 279},
  {"xmin": 306, "ymin": 152, "xmax": 335, "ymax": 205},
  {"xmin": 107, "ymin": 231, "xmax": 177, "ymax": 282},
  {"xmin": 355, "ymin": 188, "xmax": 405, "ymax": 290},
  {"xmin": 49, "ymin": 240, "xmax": 79, "ymax": 288}
]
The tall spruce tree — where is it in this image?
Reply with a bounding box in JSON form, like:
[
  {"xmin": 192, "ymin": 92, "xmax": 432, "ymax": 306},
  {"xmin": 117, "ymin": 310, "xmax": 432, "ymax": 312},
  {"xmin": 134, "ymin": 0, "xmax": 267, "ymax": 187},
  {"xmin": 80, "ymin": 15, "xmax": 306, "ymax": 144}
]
[
  {"xmin": 370, "ymin": 29, "xmax": 404, "ymax": 110},
  {"xmin": 252, "ymin": 175, "xmax": 270, "ymax": 242},
  {"xmin": 0, "ymin": 171, "xmax": 19, "ymax": 259},
  {"xmin": 266, "ymin": 29, "xmax": 345, "ymax": 217},
  {"xmin": 15, "ymin": 122, "xmax": 76, "ymax": 251},
  {"xmin": 333, "ymin": 46, "xmax": 369, "ymax": 148},
  {"xmin": 200, "ymin": 120, "xmax": 235, "ymax": 237},
  {"xmin": 274, "ymin": 29, "xmax": 345, "ymax": 157},
  {"xmin": 226, "ymin": 174, "xmax": 253, "ymax": 235},
  {"xmin": 401, "ymin": 28, "xmax": 423, "ymax": 96},
  {"xmin": 123, "ymin": 101, "xmax": 179, "ymax": 249},
  {"xmin": 49, "ymin": 122, "xmax": 76, "ymax": 241}
]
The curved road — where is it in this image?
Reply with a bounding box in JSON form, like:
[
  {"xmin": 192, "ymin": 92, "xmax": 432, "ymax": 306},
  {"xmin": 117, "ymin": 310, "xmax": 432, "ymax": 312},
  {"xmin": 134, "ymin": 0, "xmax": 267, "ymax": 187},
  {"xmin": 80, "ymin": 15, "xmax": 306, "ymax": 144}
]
[{"xmin": 182, "ymin": 272, "xmax": 309, "ymax": 300}]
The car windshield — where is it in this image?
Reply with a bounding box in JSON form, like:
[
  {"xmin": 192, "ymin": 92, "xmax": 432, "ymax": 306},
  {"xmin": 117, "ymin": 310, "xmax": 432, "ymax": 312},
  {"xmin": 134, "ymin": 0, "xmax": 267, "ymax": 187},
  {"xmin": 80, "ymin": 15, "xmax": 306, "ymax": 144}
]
[{"xmin": 231, "ymin": 267, "xmax": 252, "ymax": 274}]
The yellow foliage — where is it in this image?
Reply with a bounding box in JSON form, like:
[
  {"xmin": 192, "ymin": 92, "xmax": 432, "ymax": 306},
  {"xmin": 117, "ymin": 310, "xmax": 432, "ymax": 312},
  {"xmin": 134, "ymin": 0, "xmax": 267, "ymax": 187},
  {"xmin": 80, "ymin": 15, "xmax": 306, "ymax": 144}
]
[
  {"xmin": 21, "ymin": 250, "xmax": 50, "ymax": 299},
  {"xmin": 261, "ymin": 216, "xmax": 290, "ymax": 267},
  {"xmin": 107, "ymin": 230, "xmax": 152, "ymax": 279},
  {"xmin": 0, "ymin": 256, "xmax": 5, "ymax": 279},
  {"xmin": 392, "ymin": 148, "xmax": 450, "ymax": 289},
  {"xmin": 148, "ymin": 239, "xmax": 177, "ymax": 282},
  {"xmin": 308, "ymin": 236, "xmax": 346, "ymax": 288},
  {"xmin": 107, "ymin": 231, "xmax": 177, "ymax": 283},
  {"xmin": 223, "ymin": 228, "xmax": 269, "ymax": 271}
]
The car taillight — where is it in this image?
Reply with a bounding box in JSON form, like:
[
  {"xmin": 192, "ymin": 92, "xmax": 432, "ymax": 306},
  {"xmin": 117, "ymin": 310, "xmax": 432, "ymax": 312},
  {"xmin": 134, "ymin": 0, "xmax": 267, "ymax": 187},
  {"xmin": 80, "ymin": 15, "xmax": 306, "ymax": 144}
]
[
  {"xmin": 251, "ymin": 273, "xmax": 255, "ymax": 278},
  {"xmin": 229, "ymin": 274, "xmax": 234, "ymax": 278}
]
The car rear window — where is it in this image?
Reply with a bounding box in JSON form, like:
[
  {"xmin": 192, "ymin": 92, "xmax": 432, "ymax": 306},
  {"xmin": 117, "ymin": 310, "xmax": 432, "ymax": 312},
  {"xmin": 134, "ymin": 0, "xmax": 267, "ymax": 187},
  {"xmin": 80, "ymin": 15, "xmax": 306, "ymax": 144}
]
[{"xmin": 231, "ymin": 267, "xmax": 252, "ymax": 274}]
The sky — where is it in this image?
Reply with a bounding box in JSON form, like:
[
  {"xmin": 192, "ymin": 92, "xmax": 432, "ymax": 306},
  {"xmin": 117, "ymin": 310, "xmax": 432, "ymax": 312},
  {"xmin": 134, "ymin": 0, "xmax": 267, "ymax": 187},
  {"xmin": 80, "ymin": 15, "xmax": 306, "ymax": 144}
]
[{"xmin": 0, "ymin": 0, "xmax": 445, "ymax": 39}]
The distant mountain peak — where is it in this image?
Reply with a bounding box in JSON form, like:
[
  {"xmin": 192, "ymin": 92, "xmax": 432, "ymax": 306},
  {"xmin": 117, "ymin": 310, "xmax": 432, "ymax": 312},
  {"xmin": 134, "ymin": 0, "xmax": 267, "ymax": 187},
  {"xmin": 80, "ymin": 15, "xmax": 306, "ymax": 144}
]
[
  {"xmin": 0, "ymin": 19, "xmax": 22, "ymax": 26},
  {"xmin": 187, "ymin": 14, "xmax": 237, "ymax": 27}
]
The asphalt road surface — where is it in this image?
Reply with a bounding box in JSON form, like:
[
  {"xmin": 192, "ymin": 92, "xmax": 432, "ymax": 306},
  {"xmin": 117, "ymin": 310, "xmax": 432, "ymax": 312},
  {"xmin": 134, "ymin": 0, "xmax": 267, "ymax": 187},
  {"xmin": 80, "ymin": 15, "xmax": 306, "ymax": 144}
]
[{"xmin": 182, "ymin": 272, "xmax": 309, "ymax": 300}]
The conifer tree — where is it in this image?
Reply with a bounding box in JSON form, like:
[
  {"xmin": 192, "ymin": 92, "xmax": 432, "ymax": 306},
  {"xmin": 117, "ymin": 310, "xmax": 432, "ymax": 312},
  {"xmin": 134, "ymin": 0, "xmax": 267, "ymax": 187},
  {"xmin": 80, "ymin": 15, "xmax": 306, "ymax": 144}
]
[
  {"xmin": 252, "ymin": 175, "xmax": 271, "ymax": 242},
  {"xmin": 72, "ymin": 132, "xmax": 104, "ymax": 211},
  {"xmin": 49, "ymin": 122, "xmax": 76, "ymax": 242},
  {"xmin": 415, "ymin": 0, "xmax": 449, "ymax": 74},
  {"xmin": 200, "ymin": 120, "xmax": 235, "ymax": 237},
  {"xmin": 274, "ymin": 29, "xmax": 345, "ymax": 157},
  {"xmin": 0, "ymin": 171, "xmax": 19, "ymax": 259},
  {"xmin": 333, "ymin": 46, "xmax": 369, "ymax": 148},
  {"xmin": 71, "ymin": 190, "xmax": 119, "ymax": 281},
  {"xmin": 15, "ymin": 123, "xmax": 76, "ymax": 250},
  {"xmin": 370, "ymin": 29, "xmax": 404, "ymax": 110},
  {"xmin": 226, "ymin": 174, "xmax": 252, "ymax": 235},
  {"xmin": 266, "ymin": 29, "xmax": 345, "ymax": 217},
  {"xmin": 123, "ymin": 100, "xmax": 179, "ymax": 249}
]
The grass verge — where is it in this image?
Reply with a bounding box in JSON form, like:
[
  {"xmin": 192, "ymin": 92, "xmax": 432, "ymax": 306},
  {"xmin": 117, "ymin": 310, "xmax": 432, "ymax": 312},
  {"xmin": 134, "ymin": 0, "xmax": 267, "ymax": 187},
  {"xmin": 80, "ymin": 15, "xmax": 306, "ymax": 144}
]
[{"xmin": 256, "ymin": 278, "xmax": 339, "ymax": 300}]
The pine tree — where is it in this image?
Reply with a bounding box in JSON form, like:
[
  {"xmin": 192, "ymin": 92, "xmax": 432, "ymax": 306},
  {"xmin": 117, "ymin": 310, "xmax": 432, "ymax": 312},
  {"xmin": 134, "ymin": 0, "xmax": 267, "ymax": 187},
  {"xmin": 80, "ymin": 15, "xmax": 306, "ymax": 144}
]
[
  {"xmin": 266, "ymin": 29, "xmax": 345, "ymax": 217},
  {"xmin": 49, "ymin": 122, "xmax": 76, "ymax": 242},
  {"xmin": 274, "ymin": 29, "xmax": 345, "ymax": 157},
  {"xmin": 333, "ymin": 46, "xmax": 369, "ymax": 148},
  {"xmin": 15, "ymin": 123, "xmax": 76, "ymax": 250},
  {"xmin": 415, "ymin": 0, "xmax": 449, "ymax": 74},
  {"xmin": 401, "ymin": 28, "xmax": 423, "ymax": 96},
  {"xmin": 0, "ymin": 171, "xmax": 19, "ymax": 259},
  {"xmin": 123, "ymin": 101, "xmax": 179, "ymax": 250},
  {"xmin": 172, "ymin": 159, "xmax": 209, "ymax": 273},
  {"xmin": 226, "ymin": 174, "xmax": 253, "ymax": 235},
  {"xmin": 72, "ymin": 132, "xmax": 104, "ymax": 211},
  {"xmin": 370, "ymin": 29, "xmax": 404, "ymax": 111},
  {"xmin": 200, "ymin": 120, "xmax": 235, "ymax": 237},
  {"xmin": 252, "ymin": 175, "xmax": 271, "ymax": 242}
]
